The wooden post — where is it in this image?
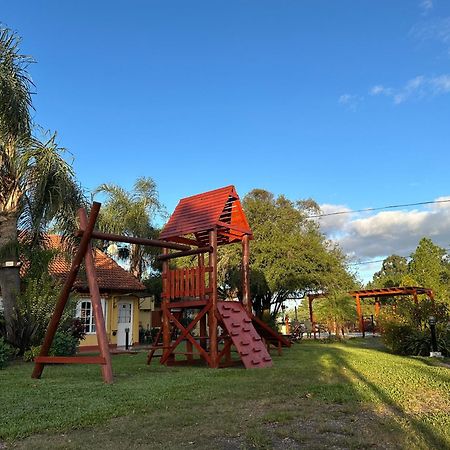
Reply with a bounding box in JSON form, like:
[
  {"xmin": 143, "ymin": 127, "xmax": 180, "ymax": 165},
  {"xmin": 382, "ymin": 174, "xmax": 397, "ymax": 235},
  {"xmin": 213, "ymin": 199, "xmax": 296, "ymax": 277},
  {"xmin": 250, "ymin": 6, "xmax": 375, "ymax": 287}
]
[
  {"xmin": 79, "ymin": 209, "xmax": 113, "ymax": 383},
  {"xmin": 374, "ymin": 298, "xmax": 381, "ymax": 318},
  {"xmin": 32, "ymin": 203, "xmax": 101, "ymax": 380},
  {"xmin": 208, "ymin": 229, "xmax": 218, "ymax": 368},
  {"xmin": 355, "ymin": 294, "xmax": 365, "ymax": 337},
  {"xmin": 242, "ymin": 235, "xmax": 251, "ymax": 314},
  {"xmin": 308, "ymin": 295, "xmax": 316, "ymax": 339},
  {"xmin": 413, "ymin": 290, "xmax": 418, "ymax": 305},
  {"xmin": 162, "ymin": 248, "xmax": 171, "ymax": 362},
  {"xmin": 198, "ymin": 253, "xmax": 207, "ymax": 350}
]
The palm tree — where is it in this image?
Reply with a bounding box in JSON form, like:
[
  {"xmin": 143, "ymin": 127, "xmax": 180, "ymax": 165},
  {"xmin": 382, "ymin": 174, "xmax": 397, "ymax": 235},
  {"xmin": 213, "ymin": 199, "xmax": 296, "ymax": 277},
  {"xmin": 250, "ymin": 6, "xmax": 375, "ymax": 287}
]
[
  {"xmin": 94, "ymin": 177, "xmax": 164, "ymax": 280},
  {"xmin": 0, "ymin": 28, "xmax": 84, "ymax": 346}
]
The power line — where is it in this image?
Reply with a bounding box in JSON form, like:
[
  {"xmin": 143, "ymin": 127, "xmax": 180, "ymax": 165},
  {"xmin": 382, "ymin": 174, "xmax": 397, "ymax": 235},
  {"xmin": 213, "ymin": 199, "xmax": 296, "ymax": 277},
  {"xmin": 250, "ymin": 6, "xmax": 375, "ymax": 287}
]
[
  {"xmin": 308, "ymin": 198, "xmax": 450, "ymax": 219},
  {"xmin": 348, "ymin": 259, "xmax": 385, "ymax": 266},
  {"xmin": 349, "ymin": 245, "xmax": 450, "ymax": 267}
]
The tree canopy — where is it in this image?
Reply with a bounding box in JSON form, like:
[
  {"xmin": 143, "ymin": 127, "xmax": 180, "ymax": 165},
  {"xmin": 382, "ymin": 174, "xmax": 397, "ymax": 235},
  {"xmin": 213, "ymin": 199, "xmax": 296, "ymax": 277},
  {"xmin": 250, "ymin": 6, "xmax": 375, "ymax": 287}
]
[
  {"xmin": 94, "ymin": 177, "xmax": 165, "ymax": 280},
  {"xmin": 218, "ymin": 189, "xmax": 357, "ymax": 318},
  {"xmin": 0, "ymin": 28, "xmax": 84, "ymax": 345},
  {"xmin": 369, "ymin": 237, "xmax": 450, "ymax": 305}
]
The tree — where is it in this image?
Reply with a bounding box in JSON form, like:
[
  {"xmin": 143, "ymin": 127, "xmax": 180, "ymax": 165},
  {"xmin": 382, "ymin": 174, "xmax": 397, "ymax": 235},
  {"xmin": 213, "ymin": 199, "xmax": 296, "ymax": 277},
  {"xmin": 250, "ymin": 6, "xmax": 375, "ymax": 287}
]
[
  {"xmin": 94, "ymin": 177, "xmax": 165, "ymax": 280},
  {"xmin": 0, "ymin": 28, "xmax": 84, "ymax": 346},
  {"xmin": 371, "ymin": 255, "xmax": 408, "ymax": 288},
  {"xmin": 409, "ymin": 237, "xmax": 449, "ymax": 303},
  {"xmin": 314, "ymin": 292, "xmax": 356, "ymax": 337},
  {"xmin": 218, "ymin": 189, "xmax": 357, "ymax": 319}
]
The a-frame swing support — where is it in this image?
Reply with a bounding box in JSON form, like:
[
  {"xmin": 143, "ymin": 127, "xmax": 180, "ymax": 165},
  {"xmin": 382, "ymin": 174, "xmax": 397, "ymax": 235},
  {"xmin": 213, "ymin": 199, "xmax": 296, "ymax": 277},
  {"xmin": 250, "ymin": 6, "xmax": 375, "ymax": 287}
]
[
  {"xmin": 32, "ymin": 202, "xmax": 114, "ymax": 383},
  {"xmin": 32, "ymin": 201, "xmax": 191, "ymax": 384}
]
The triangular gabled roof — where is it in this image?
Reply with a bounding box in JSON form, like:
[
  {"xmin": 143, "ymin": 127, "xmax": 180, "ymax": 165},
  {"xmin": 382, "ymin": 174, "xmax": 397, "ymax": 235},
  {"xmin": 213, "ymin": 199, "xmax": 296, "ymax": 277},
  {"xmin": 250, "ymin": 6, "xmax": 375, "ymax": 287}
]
[{"xmin": 160, "ymin": 185, "xmax": 252, "ymax": 246}]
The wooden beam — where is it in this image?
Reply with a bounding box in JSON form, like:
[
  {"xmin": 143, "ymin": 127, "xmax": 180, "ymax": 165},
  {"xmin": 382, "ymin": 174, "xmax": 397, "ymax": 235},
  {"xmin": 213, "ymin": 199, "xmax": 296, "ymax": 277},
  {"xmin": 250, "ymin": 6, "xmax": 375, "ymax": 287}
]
[
  {"xmin": 216, "ymin": 221, "xmax": 252, "ymax": 236},
  {"xmin": 355, "ymin": 294, "xmax": 365, "ymax": 337},
  {"xmin": 242, "ymin": 235, "xmax": 251, "ymax": 314},
  {"xmin": 75, "ymin": 229, "xmax": 190, "ymax": 251},
  {"xmin": 162, "ymin": 248, "xmax": 171, "ymax": 363},
  {"xmin": 157, "ymin": 246, "xmax": 212, "ymax": 261},
  {"xmin": 35, "ymin": 356, "xmax": 106, "ymax": 365},
  {"xmin": 166, "ymin": 236, "xmax": 203, "ymax": 247},
  {"xmin": 208, "ymin": 229, "xmax": 219, "ymax": 368},
  {"xmin": 79, "ymin": 209, "xmax": 114, "ymax": 384}
]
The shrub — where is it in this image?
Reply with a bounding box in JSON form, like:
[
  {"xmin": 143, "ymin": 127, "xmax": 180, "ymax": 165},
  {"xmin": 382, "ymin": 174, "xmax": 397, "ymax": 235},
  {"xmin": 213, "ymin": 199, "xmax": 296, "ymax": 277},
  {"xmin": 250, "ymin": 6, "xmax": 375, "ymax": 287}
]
[
  {"xmin": 69, "ymin": 318, "xmax": 86, "ymax": 341},
  {"xmin": 379, "ymin": 301, "xmax": 450, "ymax": 356},
  {"xmin": 23, "ymin": 345, "xmax": 41, "ymax": 362},
  {"xmin": 0, "ymin": 337, "xmax": 14, "ymax": 369},
  {"xmin": 50, "ymin": 331, "xmax": 78, "ymax": 356},
  {"xmin": 381, "ymin": 320, "xmax": 416, "ymax": 355}
]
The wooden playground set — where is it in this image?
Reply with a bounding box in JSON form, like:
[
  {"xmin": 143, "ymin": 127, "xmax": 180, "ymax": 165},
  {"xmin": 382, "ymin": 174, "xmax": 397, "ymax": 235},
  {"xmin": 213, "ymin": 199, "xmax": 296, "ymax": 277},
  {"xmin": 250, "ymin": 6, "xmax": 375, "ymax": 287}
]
[{"xmin": 32, "ymin": 186, "xmax": 289, "ymax": 383}]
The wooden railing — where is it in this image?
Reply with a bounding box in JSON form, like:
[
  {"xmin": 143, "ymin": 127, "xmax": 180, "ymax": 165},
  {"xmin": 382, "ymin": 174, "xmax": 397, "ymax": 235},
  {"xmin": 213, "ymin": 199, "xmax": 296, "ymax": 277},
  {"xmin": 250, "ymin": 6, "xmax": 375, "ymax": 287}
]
[{"xmin": 163, "ymin": 266, "xmax": 212, "ymax": 299}]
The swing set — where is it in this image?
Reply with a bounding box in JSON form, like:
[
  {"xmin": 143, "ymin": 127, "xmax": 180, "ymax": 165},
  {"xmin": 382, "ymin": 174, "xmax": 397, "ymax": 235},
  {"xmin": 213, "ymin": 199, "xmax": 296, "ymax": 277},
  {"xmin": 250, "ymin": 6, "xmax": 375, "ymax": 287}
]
[{"xmin": 32, "ymin": 186, "xmax": 289, "ymax": 383}]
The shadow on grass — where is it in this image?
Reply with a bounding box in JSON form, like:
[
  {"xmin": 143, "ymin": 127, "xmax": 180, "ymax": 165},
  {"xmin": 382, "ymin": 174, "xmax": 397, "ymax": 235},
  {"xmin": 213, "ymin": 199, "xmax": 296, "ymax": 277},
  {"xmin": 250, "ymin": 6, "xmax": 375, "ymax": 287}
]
[
  {"xmin": 326, "ymin": 347, "xmax": 449, "ymax": 449},
  {"xmin": 2, "ymin": 340, "xmax": 450, "ymax": 449}
]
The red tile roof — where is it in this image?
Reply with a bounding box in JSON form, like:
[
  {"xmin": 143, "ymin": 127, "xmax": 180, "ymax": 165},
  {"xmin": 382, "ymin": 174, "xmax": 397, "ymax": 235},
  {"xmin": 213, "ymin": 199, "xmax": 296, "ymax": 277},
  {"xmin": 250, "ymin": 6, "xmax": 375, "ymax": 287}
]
[
  {"xmin": 160, "ymin": 185, "xmax": 252, "ymax": 246},
  {"xmin": 47, "ymin": 235, "xmax": 145, "ymax": 292}
]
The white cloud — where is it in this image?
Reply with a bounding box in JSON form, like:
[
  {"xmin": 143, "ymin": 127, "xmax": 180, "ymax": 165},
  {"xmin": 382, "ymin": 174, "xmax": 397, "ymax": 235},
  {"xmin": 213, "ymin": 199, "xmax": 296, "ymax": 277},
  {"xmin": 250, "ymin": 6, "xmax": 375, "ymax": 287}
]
[
  {"xmin": 318, "ymin": 197, "xmax": 450, "ymax": 262},
  {"xmin": 370, "ymin": 85, "xmax": 393, "ymax": 96},
  {"xmin": 338, "ymin": 94, "xmax": 362, "ymax": 110},
  {"xmin": 410, "ymin": 17, "xmax": 450, "ymax": 50},
  {"xmin": 369, "ymin": 74, "xmax": 450, "ymax": 104},
  {"xmin": 420, "ymin": 0, "xmax": 433, "ymax": 14}
]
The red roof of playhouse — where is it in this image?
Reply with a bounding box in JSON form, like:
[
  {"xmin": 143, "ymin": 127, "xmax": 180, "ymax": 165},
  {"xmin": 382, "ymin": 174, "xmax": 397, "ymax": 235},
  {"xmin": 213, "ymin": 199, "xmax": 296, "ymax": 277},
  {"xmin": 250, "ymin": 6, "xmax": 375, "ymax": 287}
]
[
  {"xmin": 160, "ymin": 185, "xmax": 252, "ymax": 246},
  {"xmin": 47, "ymin": 235, "xmax": 145, "ymax": 292}
]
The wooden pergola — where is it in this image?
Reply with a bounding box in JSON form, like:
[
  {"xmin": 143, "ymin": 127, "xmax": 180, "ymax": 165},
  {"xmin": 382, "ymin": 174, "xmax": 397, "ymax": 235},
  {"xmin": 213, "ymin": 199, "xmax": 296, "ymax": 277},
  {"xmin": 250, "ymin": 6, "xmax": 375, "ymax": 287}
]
[
  {"xmin": 350, "ymin": 286, "xmax": 434, "ymax": 335},
  {"xmin": 307, "ymin": 286, "xmax": 434, "ymax": 337}
]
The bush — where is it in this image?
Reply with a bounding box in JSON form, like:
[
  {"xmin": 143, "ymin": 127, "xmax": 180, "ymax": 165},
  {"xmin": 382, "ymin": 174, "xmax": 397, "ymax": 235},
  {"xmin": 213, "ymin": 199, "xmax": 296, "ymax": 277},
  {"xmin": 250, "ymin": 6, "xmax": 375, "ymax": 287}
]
[
  {"xmin": 380, "ymin": 303, "xmax": 450, "ymax": 356},
  {"xmin": 23, "ymin": 345, "xmax": 41, "ymax": 362},
  {"xmin": 50, "ymin": 331, "xmax": 78, "ymax": 356},
  {"xmin": 381, "ymin": 320, "xmax": 416, "ymax": 355},
  {"xmin": 0, "ymin": 337, "xmax": 14, "ymax": 369}
]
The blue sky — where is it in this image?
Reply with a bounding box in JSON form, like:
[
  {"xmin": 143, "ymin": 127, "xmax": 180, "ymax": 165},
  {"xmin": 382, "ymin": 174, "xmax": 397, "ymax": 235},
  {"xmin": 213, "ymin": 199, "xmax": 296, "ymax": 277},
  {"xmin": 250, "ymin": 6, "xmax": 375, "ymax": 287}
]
[{"xmin": 3, "ymin": 0, "xmax": 450, "ymax": 282}]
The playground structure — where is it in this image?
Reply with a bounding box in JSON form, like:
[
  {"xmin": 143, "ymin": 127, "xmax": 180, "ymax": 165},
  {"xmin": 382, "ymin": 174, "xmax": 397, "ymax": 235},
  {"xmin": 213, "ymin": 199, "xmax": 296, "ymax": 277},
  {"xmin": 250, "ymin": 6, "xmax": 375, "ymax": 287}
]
[
  {"xmin": 148, "ymin": 185, "xmax": 290, "ymax": 368},
  {"xmin": 32, "ymin": 186, "xmax": 289, "ymax": 383},
  {"xmin": 307, "ymin": 286, "xmax": 435, "ymax": 337}
]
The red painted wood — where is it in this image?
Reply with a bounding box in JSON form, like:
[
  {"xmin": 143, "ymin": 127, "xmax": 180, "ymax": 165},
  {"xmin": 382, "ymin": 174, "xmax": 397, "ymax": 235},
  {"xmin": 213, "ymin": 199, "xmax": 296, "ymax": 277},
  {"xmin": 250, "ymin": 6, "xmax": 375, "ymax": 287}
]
[
  {"xmin": 79, "ymin": 208, "xmax": 114, "ymax": 384},
  {"xmin": 35, "ymin": 356, "xmax": 106, "ymax": 365},
  {"xmin": 32, "ymin": 203, "xmax": 101, "ymax": 380},
  {"xmin": 159, "ymin": 185, "xmax": 252, "ymax": 243},
  {"xmin": 217, "ymin": 302, "xmax": 272, "ymax": 368}
]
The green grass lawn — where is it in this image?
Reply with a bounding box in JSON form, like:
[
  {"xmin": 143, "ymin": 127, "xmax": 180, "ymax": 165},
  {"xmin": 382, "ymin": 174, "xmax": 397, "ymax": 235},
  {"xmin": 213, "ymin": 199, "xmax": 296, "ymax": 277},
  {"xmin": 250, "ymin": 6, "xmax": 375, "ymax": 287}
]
[{"xmin": 1, "ymin": 338, "xmax": 449, "ymax": 449}]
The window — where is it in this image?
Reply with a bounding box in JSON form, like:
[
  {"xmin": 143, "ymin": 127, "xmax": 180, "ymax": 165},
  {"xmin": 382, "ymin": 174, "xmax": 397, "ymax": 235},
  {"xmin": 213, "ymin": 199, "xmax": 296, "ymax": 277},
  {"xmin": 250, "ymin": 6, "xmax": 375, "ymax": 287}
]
[{"xmin": 75, "ymin": 298, "xmax": 106, "ymax": 334}]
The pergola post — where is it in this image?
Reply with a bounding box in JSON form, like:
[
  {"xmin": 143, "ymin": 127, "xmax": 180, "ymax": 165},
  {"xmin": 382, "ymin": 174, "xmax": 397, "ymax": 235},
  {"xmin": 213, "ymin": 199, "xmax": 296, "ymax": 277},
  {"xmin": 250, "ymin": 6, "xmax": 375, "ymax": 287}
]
[
  {"xmin": 355, "ymin": 294, "xmax": 365, "ymax": 337},
  {"xmin": 242, "ymin": 234, "xmax": 251, "ymax": 314},
  {"xmin": 374, "ymin": 298, "xmax": 381, "ymax": 318},
  {"xmin": 208, "ymin": 229, "xmax": 219, "ymax": 368}
]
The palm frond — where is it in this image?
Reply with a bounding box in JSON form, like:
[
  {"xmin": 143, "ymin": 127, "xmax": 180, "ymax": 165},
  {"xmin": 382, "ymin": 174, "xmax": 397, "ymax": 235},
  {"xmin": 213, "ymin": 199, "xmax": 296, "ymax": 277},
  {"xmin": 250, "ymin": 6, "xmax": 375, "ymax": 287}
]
[
  {"xmin": 0, "ymin": 27, "xmax": 34, "ymax": 143},
  {"xmin": 17, "ymin": 131, "xmax": 86, "ymax": 246}
]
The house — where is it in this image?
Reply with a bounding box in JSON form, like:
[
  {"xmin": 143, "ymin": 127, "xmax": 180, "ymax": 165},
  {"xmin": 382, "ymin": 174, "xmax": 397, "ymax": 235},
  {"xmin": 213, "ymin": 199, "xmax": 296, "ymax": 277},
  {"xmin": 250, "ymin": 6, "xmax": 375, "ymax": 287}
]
[
  {"xmin": 0, "ymin": 235, "xmax": 148, "ymax": 350},
  {"xmin": 46, "ymin": 235, "xmax": 147, "ymax": 350}
]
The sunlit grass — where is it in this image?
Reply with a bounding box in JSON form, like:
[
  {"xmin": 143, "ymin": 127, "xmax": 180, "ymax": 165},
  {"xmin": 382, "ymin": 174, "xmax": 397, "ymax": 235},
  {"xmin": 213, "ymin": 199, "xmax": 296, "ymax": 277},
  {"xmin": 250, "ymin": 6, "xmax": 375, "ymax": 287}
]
[{"xmin": 1, "ymin": 338, "xmax": 449, "ymax": 449}]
